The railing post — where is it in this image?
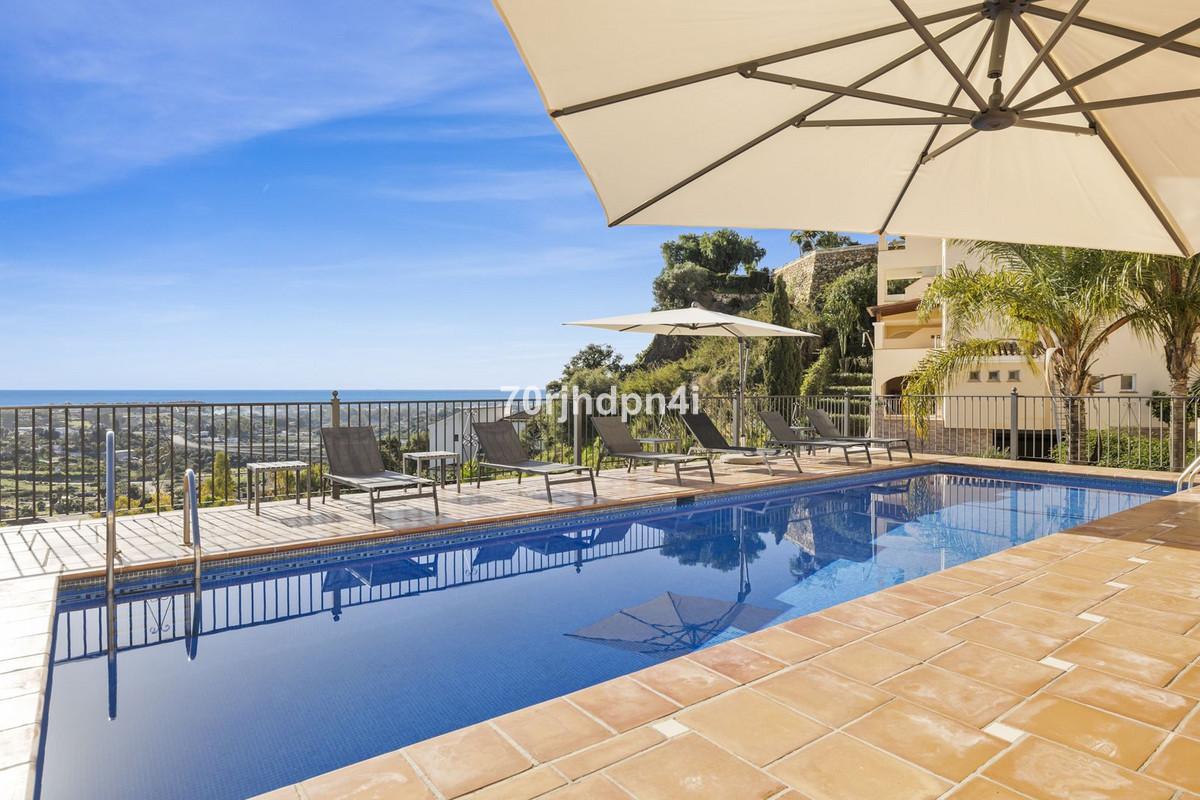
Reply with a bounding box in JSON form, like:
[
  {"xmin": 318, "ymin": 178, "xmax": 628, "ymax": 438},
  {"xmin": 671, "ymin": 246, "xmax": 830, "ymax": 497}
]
[
  {"xmin": 105, "ymin": 430, "xmax": 117, "ymax": 596},
  {"xmin": 1009, "ymin": 388, "xmax": 1020, "ymax": 461},
  {"xmin": 330, "ymin": 390, "xmax": 340, "ymax": 500},
  {"xmin": 573, "ymin": 399, "xmax": 584, "ymax": 469},
  {"xmin": 842, "ymin": 391, "xmax": 851, "ymax": 437}
]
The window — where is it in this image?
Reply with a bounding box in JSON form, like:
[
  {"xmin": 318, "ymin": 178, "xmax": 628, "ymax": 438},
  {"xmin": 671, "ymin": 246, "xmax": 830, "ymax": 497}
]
[
  {"xmin": 1120, "ymin": 374, "xmax": 1137, "ymax": 392},
  {"xmin": 987, "ymin": 370, "xmax": 1001, "ymax": 382},
  {"xmin": 967, "ymin": 370, "xmax": 981, "ymax": 382},
  {"xmin": 1008, "ymin": 370, "xmax": 1021, "ymax": 382},
  {"xmin": 886, "ymin": 277, "xmax": 920, "ymax": 296}
]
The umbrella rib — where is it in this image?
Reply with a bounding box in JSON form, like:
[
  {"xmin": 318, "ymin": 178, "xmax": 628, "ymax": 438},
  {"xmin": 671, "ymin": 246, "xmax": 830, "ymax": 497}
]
[
  {"xmin": 794, "ymin": 117, "xmax": 972, "ymax": 128},
  {"xmin": 1015, "ymin": 15, "xmax": 1200, "ymax": 112},
  {"xmin": 1004, "ymin": 0, "xmax": 1089, "ymax": 106},
  {"xmin": 1014, "ymin": 16, "xmax": 1190, "ymax": 257},
  {"xmin": 880, "ymin": 22, "xmax": 993, "ymax": 234},
  {"xmin": 748, "ymin": 71, "xmax": 977, "ymax": 119},
  {"xmin": 1024, "ymin": 6, "xmax": 1200, "ymax": 60},
  {"xmin": 889, "ymin": 0, "xmax": 988, "ymax": 110},
  {"xmin": 1013, "ymin": 119, "xmax": 1097, "ymax": 136},
  {"xmin": 1021, "ymin": 88, "xmax": 1200, "ymax": 119},
  {"xmin": 920, "ymin": 128, "xmax": 977, "ymax": 164},
  {"xmin": 547, "ymin": 4, "xmax": 981, "ymax": 118},
  {"xmin": 606, "ymin": 14, "xmax": 983, "ymax": 227}
]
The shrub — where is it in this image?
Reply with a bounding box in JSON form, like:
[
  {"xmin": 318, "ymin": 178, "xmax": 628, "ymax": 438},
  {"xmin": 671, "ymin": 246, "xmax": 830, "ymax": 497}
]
[{"xmin": 1050, "ymin": 430, "xmax": 1192, "ymax": 471}]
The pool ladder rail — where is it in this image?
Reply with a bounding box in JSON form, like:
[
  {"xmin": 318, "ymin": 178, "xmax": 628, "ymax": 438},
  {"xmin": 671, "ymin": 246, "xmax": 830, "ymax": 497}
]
[{"xmin": 1178, "ymin": 452, "xmax": 1200, "ymax": 492}]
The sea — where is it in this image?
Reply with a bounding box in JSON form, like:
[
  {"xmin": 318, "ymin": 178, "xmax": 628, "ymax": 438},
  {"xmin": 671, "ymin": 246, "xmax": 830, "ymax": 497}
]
[{"xmin": 0, "ymin": 390, "xmax": 507, "ymax": 406}]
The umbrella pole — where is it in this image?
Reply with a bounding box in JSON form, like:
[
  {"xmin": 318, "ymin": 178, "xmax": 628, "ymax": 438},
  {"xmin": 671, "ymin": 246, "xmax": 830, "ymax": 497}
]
[{"xmin": 735, "ymin": 338, "xmax": 747, "ymax": 446}]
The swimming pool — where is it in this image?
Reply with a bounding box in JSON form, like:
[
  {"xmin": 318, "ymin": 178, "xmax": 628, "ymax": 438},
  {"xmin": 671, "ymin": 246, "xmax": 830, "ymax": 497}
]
[{"xmin": 36, "ymin": 464, "xmax": 1171, "ymax": 799}]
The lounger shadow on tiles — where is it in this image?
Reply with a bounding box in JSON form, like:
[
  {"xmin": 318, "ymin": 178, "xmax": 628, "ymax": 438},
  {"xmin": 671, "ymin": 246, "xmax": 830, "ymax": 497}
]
[
  {"xmin": 320, "ymin": 426, "xmax": 439, "ymax": 523},
  {"xmin": 472, "ymin": 420, "xmax": 596, "ymax": 502},
  {"xmin": 591, "ymin": 415, "xmax": 714, "ymax": 484}
]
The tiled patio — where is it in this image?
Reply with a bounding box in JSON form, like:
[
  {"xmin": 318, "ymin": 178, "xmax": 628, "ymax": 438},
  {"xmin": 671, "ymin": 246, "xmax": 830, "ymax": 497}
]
[{"xmin": 250, "ymin": 470, "xmax": 1200, "ymax": 800}]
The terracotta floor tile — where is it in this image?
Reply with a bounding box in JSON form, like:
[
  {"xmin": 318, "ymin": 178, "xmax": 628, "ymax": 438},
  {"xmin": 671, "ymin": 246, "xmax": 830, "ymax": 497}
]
[
  {"xmin": 994, "ymin": 583, "xmax": 1099, "ymax": 615},
  {"xmin": 493, "ymin": 699, "xmax": 611, "ymax": 763},
  {"xmin": 1120, "ymin": 587, "xmax": 1200, "ymax": 617},
  {"xmin": 945, "ymin": 777, "xmax": 1031, "ymax": 799},
  {"xmin": 1086, "ymin": 619, "xmax": 1200, "ymax": 665},
  {"xmin": 984, "ymin": 737, "xmax": 1173, "ymax": 800},
  {"xmin": 931, "ymin": 642, "xmax": 1061, "ymax": 696},
  {"xmin": 736, "ymin": 628, "xmax": 827, "ymax": 664},
  {"xmin": 633, "ymin": 658, "xmax": 737, "ymax": 706},
  {"xmin": 675, "ymin": 689, "xmax": 828, "ymax": 767},
  {"xmin": 1044, "ymin": 560, "xmax": 1124, "ymax": 584},
  {"xmin": 950, "ymin": 617, "xmax": 1064, "ymax": 660},
  {"xmin": 542, "ymin": 774, "xmax": 630, "ymax": 800},
  {"xmin": 868, "ymin": 622, "xmax": 961, "ymax": 660},
  {"xmin": 297, "ymin": 751, "xmax": 433, "ymax": 800},
  {"xmin": 1178, "ymin": 711, "xmax": 1200, "ymax": 738},
  {"xmin": 405, "ymin": 724, "xmax": 532, "ymax": 799},
  {"xmin": 984, "ymin": 602, "xmax": 1094, "ymax": 639},
  {"xmin": 813, "ymin": 641, "xmax": 919, "ymax": 685},
  {"xmin": 854, "ymin": 591, "xmax": 934, "ymax": 619},
  {"xmin": 1052, "ymin": 638, "xmax": 1182, "ymax": 686},
  {"xmin": 887, "ymin": 582, "xmax": 960, "ymax": 608},
  {"xmin": 686, "ymin": 642, "xmax": 785, "ymax": 683},
  {"xmin": 553, "ymin": 728, "xmax": 664, "ymax": 781},
  {"xmin": 914, "ymin": 573, "xmax": 984, "ymax": 597},
  {"xmin": 780, "ymin": 615, "xmax": 868, "ymax": 646},
  {"xmin": 1118, "ymin": 570, "xmax": 1200, "ymax": 599},
  {"xmin": 755, "ymin": 665, "xmax": 890, "ymax": 726},
  {"xmin": 819, "ymin": 600, "xmax": 904, "ymax": 632},
  {"xmin": 910, "ymin": 605, "xmax": 977, "ymax": 633},
  {"xmin": 880, "ymin": 665, "xmax": 1021, "ymax": 727},
  {"xmin": 461, "ymin": 766, "xmax": 565, "ymax": 800},
  {"xmin": 1171, "ymin": 664, "xmax": 1200, "ymax": 698},
  {"xmin": 606, "ymin": 733, "xmax": 784, "ymax": 800},
  {"xmin": 1142, "ymin": 734, "xmax": 1200, "ymax": 793},
  {"xmin": 939, "ymin": 565, "xmax": 1005, "ymax": 587},
  {"xmin": 847, "ymin": 699, "xmax": 1006, "ymax": 781},
  {"xmin": 960, "ymin": 558, "xmax": 1032, "ymax": 582},
  {"xmin": 1047, "ymin": 667, "xmax": 1195, "ymax": 729},
  {"xmin": 568, "ymin": 677, "xmax": 678, "ymax": 733},
  {"xmin": 769, "ymin": 733, "xmax": 950, "ymax": 800},
  {"xmin": 1090, "ymin": 598, "xmax": 1200, "ymax": 634},
  {"xmin": 1002, "ymin": 695, "xmax": 1166, "ymax": 769},
  {"xmin": 951, "ymin": 593, "xmax": 1009, "ymax": 614}
]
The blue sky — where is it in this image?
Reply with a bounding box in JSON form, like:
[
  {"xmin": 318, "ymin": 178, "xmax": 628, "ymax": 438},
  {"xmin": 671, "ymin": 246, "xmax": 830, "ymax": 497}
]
[{"xmin": 0, "ymin": 1, "xmax": 853, "ymax": 390}]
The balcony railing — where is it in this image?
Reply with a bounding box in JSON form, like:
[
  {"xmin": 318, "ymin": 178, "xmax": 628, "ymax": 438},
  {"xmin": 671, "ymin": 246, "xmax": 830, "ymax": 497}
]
[{"xmin": 0, "ymin": 391, "xmax": 1193, "ymax": 522}]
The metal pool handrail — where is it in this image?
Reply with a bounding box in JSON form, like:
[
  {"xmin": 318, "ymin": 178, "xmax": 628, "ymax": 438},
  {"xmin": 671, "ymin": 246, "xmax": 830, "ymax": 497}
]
[
  {"xmin": 182, "ymin": 468, "xmax": 202, "ymax": 574},
  {"xmin": 1177, "ymin": 452, "xmax": 1200, "ymax": 492}
]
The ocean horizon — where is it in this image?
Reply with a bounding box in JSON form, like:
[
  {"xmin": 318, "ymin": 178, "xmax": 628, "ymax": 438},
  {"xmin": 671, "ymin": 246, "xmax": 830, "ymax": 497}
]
[{"xmin": 0, "ymin": 389, "xmax": 508, "ymax": 406}]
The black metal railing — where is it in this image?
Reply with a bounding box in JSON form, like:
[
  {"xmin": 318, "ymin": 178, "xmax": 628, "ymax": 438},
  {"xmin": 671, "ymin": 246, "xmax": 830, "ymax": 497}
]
[{"xmin": 1, "ymin": 390, "xmax": 1194, "ymax": 522}]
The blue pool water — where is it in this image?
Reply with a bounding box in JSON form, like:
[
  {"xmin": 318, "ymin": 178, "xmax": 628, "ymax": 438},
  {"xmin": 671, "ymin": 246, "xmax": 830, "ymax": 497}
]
[{"xmin": 37, "ymin": 465, "xmax": 1171, "ymax": 799}]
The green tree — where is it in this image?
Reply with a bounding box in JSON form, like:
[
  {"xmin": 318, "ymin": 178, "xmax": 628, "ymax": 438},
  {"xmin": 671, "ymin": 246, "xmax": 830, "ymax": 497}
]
[
  {"xmin": 1123, "ymin": 253, "xmax": 1200, "ymax": 471},
  {"xmin": 902, "ymin": 242, "xmax": 1131, "ymax": 463},
  {"xmin": 653, "ymin": 229, "xmax": 766, "ymax": 309},
  {"xmin": 820, "ymin": 263, "xmax": 876, "ymax": 359},
  {"xmin": 790, "ymin": 230, "xmax": 856, "ymax": 254},
  {"xmin": 203, "ymin": 451, "xmax": 235, "ymax": 502},
  {"xmin": 564, "ymin": 344, "xmax": 623, "ymax": 375},
  {"xmin": 763, "ymin": 279, "xmax": 804, "ymax": 397}
]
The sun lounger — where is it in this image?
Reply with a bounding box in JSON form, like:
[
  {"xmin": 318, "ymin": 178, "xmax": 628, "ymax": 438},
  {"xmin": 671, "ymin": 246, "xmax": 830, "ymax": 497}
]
[
  {"xmin": 472, "ymin": 420, "xmax": 596, "ymax": 502},
  {"xmin": 679, "ymin": 411, "xmax": 800, "ymax": 475},
  {"xmin": 591, "ymin": 416, "xmax": 714, "ymax": 484},
  {"xmin": 757, "ymin": 409, "xmax": 872, "ymax": 465},
  {"xmin": 806, "ymin": 407, "xmax": 912, "ymax": 460},
  {"xmin": 320, "ymin": 426, "xmax": 439, "ymax": 522}
]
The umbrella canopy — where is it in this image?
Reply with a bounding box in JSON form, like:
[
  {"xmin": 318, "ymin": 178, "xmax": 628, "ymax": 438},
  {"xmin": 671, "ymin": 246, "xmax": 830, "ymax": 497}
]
[
  {"xmin": 496, "ymin": 1, "xmax": 1200, "ymax": 256},
  {"xmin": 566, "ymin": 591, "xmax": 779, "ymax": 656},
  {"xmin": 565, "ymin": 304, "xmax": 816, "ymax": 442},
  {"xmin": 565, "ymin": 305, "xmax": 820, "ymax": 340}
]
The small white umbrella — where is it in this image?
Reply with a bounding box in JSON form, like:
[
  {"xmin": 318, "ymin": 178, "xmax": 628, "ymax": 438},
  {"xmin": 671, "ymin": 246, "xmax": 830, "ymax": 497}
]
[
  {"xmin": 564, "ymin": 304, "xmax": 817, "ymax": 443},
  {"xmin": 497, "ymin": 1, "xmax": 1200, "ymax": 256}
]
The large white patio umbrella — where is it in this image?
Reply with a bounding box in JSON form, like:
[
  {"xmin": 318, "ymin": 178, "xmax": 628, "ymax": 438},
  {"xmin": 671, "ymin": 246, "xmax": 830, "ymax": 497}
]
[
  {"xmin": 564, "ymin": 305, "xmax": 817, "ymax": 442},
  {"xmin": 496, "ymin": 1, "xmax": 1200, "ymax": 256}
]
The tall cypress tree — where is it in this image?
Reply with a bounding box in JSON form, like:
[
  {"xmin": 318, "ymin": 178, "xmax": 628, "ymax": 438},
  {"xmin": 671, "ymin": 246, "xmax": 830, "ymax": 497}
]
[{"xmin": 764, "ymin": 279, "xmax": 804, "ymax": 397}]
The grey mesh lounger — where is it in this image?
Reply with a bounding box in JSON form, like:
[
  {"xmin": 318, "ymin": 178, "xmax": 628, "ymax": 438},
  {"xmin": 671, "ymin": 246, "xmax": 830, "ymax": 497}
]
[
  {"xmin": 472, "ymin": 420, "xmax": 596, "ymax": 502},
  {"xmin": 806, "ymin": 407, "xmax": 912, "ymax": 461},
  {"xmin": 591, "ymin": 415, "xmax": 714, "ymax": 484},
  {"xmin": 757, "ymin": 409, "xmax": 872, "ymax": 465},
  {"xmin": 679, "ymin": 411, "xmax": 801, "ymax": 475},
  {"xmin": 320, "ymin": 426, "xmax": 438, "ymax": 522}
]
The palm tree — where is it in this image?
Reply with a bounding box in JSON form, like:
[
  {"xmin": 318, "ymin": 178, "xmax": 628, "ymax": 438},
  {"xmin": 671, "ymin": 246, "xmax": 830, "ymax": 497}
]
[
  {"xmin": 902, "ymin": 242, "xmax": 1131, "ymax": 464},
  {"xmin": 1123, "ymin": 253, "xmax": 1200, "ymax": 471}
]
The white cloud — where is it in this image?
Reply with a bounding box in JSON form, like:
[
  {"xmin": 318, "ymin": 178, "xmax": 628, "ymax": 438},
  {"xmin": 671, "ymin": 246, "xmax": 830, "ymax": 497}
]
[{"xmin": 0, "ymin": 0, "xmax": 532, "ymax": 195}]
